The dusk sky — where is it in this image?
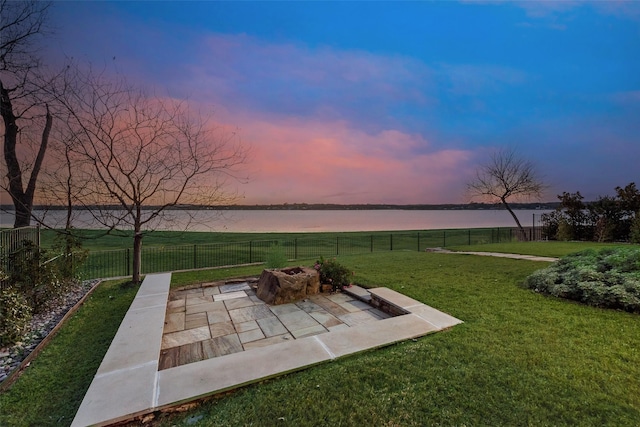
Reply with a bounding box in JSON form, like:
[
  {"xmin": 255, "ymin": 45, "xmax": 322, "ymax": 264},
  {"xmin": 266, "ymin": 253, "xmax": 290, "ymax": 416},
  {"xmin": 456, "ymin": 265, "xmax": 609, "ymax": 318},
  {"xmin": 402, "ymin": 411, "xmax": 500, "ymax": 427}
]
[{"xmin": 40, "ymin": 1, "xmax": 640, "ymax": 204}]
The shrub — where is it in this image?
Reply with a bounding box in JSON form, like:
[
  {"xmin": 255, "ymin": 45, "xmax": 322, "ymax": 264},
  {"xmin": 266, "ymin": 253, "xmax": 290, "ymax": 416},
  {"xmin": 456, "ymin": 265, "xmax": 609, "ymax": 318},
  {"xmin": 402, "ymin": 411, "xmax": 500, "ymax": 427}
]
[
  {"xmin": 556, "ymin": 218, "xmax": 573, "ymax": 241},
  {"xmin": 9, "ymin": 241, "xmax": 64, "ymax": 314},
  {"xmin": 523, "ymin": 247, "xmax": 640, "ymax": 313},
  {"xmin": 313, "ymin": 256, "xmax": 352, "ymax": 292},
  {"xmin": 631, "ymin": 214, "xmax": 640, "ymax": 244},
  {"xmin": 0, "ymin": 287, "xmax": 32, "ymax": 346},
  {"xmin": 52, "ymin": 230, "xmax": 88, "ymax": 280},
  {"xmin": 265, "ymin": 243, "xmax": 288, "ymax": 269}
]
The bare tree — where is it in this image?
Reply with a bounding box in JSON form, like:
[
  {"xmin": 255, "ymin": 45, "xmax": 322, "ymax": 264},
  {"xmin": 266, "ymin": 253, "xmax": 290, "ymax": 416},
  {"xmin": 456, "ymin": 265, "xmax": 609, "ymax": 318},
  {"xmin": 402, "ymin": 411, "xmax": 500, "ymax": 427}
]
[
  {"xmin": 56, "ymin": 67, "xmax": 247, "ymax": 283},
  {"xmin": 467, "ymin": 147, "xmax": 546, "ymax": 238},
  {"xmin": 0, "ymin": 0, "xmax": 49, "ymax": 73},
  {"xmin": 1, "ymin": 0, "xmax": 52, "ymax": 227},
  {"xmin": 37, "ymin": 106, "xmax": 96, "ymax": 254}
]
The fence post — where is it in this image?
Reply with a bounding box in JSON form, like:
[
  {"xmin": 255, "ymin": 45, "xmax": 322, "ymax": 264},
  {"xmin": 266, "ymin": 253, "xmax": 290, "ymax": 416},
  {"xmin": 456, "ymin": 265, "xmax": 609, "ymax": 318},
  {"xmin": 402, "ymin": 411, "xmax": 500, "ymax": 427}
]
[
  {"xmin": 336, "ymin": 236, "xmax": 339, "ymax": 256},
  {"xmin": 443, "ymin": 231, "xmax": 446, "ymax": 247},
  {"xmin": 390, "ymin": 234, "xmax": 393, "ymax": 251},
  {"xmin": 294, "ymin": 238, "xmax": 298, "ymax": 260},
  {"xmin": 193, "ymin": 245, "xmax": 197, "ymax": 269},
  {"xmin": 249, "ymin": 241, "xmax": 253, "ymax": 263},
  {"xmin": 417, "ymin": 232, "xmax": 420, "ymax": 252},
  {"xmin": 468, "ymin": 229, "xmax": 471, "ymax": 245},
  {"xmin": 370, "ymin": 235, "xmax": 373, "ymax": 252},
  {"xmin": 126, "ymin": 248, "xmax": 130, "ymax": 276}
]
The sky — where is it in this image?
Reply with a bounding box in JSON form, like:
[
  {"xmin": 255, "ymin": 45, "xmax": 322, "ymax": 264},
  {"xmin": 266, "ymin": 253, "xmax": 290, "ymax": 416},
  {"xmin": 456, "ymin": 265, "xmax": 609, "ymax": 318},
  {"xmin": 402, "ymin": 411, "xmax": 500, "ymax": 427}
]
[{"xmin": 30, "ymin": 1, "xmax": 640, "ymax": 204}]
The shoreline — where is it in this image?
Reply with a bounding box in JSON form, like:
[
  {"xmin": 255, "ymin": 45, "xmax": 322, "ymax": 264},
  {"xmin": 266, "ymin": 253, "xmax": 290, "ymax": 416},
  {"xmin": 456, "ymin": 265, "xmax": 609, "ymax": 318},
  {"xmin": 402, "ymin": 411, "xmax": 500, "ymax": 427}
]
[{"xmin": 1, "ymin": 203, "xmax": 559, "ymax": 212}]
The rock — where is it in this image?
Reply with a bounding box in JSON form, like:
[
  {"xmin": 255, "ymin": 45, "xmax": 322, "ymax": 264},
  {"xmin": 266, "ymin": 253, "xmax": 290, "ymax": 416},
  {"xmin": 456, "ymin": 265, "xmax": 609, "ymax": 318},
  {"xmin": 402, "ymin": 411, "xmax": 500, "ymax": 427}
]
[
  {"xmin": 256, "ymin": 267, "xmax": 320, "ymax": 305},
  {"xmin": 321, "ymin": 284, "xmax": 333, "ymax": 293}
]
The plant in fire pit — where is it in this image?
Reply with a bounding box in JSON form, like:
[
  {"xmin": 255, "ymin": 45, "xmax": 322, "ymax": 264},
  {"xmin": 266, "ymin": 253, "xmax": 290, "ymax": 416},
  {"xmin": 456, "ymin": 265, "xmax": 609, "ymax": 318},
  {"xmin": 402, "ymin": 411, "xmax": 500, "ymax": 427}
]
[
  {"xmin": 313, "ymin": 257, "xmax": 352, "ymax": 292},
  {"xmin": 265, "ymin": 243, "xmax": 288, "ymax": 269}
]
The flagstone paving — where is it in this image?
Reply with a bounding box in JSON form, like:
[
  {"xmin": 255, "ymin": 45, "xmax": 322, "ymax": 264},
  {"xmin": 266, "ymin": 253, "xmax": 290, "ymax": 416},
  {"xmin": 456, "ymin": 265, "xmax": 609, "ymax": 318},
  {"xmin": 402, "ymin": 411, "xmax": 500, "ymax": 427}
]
[{"xmin": 158, "ymin": 281, "xmax": 392, "ymax": 370}]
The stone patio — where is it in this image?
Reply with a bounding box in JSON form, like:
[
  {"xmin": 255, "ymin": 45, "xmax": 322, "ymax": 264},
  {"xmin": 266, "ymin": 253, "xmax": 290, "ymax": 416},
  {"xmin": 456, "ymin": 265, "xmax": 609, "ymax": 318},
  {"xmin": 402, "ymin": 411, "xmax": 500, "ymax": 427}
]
[
  {"xmin": 72, "ymin": 272, "xmax": 463, "ymax": 427},
  {"xmin": 158, "ymin": 281, "xmax": 392, "ymax": 370}
]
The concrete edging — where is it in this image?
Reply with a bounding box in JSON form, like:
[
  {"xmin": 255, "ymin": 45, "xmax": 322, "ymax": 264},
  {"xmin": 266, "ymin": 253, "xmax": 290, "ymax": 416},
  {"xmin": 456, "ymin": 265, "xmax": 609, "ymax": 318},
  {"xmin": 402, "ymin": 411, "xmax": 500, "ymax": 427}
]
[{"xmin": 71, "ymin": 273, "xmax": 171, "ymax": 427}]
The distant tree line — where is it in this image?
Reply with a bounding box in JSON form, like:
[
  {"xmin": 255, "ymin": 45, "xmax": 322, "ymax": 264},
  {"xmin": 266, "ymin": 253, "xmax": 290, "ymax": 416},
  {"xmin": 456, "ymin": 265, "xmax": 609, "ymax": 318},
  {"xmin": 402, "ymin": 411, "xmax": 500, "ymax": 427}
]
[
  {"xmin": 211, "ymin": 202, "xmax": 560, "ymax": 211},
  {"xmin": 541, "ymin": 182, "xmax": 640, "ymax": 243},
  {"xmin": 0, "ymin": 201, "xmax": 561, "ymax": 211}
]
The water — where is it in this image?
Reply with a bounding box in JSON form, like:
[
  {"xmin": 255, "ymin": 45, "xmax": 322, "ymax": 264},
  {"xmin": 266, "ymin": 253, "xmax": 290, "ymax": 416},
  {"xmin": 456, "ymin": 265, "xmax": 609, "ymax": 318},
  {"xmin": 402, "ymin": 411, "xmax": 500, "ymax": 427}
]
[{"xmin": 1, "ymin": 208, "xmax": 552, "ymax": 232}]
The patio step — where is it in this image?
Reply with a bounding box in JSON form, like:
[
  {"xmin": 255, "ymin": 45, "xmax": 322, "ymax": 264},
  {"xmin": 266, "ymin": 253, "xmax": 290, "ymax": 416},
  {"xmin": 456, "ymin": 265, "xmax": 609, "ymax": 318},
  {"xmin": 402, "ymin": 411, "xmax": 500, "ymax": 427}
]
[{"xmin": 341, "ymin": 284, "xmax": 372, "ymax": 303}]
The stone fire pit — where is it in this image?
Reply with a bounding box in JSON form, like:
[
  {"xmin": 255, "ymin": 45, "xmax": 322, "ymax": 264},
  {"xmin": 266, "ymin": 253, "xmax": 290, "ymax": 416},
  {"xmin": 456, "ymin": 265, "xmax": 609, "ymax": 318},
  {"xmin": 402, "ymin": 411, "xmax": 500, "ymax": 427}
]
[{"xmin": 256, "ymin": 267, "xmax": 320, "ymax": 305}]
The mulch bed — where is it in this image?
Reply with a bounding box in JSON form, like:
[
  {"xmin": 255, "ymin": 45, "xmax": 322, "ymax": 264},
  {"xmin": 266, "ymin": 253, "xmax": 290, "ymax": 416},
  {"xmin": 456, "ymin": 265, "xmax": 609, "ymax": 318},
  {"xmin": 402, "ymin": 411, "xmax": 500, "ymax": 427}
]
[{"xmin": 0, "ymin": 279, "xmax": 99, "ymax": 387}]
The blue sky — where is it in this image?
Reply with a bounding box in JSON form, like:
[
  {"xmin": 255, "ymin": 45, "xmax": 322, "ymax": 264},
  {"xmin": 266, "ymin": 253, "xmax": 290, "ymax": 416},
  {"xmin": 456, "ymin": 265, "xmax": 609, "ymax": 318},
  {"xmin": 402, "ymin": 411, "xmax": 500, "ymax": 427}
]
[{"xmin": 45, "ymin": 1, "xmax": 640, "ymax": 204}]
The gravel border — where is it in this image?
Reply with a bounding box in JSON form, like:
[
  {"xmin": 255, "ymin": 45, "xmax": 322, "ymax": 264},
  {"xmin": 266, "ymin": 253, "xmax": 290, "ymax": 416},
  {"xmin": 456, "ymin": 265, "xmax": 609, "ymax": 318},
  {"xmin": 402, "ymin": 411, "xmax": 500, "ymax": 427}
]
[{"xmin": 0, "ymin": 279, "xmax": 100, "ymax": 385}]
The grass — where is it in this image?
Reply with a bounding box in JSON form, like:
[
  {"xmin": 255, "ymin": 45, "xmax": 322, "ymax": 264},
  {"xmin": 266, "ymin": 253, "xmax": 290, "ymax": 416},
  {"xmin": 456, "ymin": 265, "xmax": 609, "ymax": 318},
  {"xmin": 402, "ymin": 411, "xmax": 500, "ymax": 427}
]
[
  {"xmin": 0, "ymin": 279, "xmax": 138, "ymax": 427},
  {"xmin": 171, "ymin": 264, "xmax": 267, "ymax": 288},
  {"xmin": 155, "ymin": 251, "xmax": 640, "ymax": 426},
  {"xmin": 37, "ymin": 226, "xmax": 557, "ymax": 284},
  {"xmin": 2, "ymin": 243, "xmax": 640, "ymax": 426},
  {"xmin": 39, "ymin": 227, "xmax": 514, "ymax": 252},
  {"xmin": 43, "ymin": 227, "xmax": 516, "ymax": 280}
]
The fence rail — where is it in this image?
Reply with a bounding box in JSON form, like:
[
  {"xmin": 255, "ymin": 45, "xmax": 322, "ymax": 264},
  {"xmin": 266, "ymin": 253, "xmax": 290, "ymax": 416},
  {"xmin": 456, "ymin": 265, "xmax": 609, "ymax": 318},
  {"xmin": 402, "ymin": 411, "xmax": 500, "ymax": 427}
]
[{"xmin": 76, "ymin": 226, "xmax": 541, "ymax": 280}]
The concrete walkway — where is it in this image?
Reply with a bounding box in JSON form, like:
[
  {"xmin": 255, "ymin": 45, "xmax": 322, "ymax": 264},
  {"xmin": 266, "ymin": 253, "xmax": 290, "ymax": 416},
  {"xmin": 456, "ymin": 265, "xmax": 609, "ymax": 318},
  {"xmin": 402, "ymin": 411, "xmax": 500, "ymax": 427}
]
[
  {"xmin": 433, "ymin": 249, "xmax": 559, "ymax": 263},
  {"xmin": 72, "ymin": 274, "xmax": 462, "ymax": 427}
]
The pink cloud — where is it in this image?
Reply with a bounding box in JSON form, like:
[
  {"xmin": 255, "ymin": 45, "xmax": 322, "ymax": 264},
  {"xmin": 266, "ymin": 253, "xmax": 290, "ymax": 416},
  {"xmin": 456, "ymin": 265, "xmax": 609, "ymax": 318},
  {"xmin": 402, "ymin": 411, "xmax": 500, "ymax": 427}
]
[
  {"xmin": 0, "ymin": 28, "xmax": 479, "ymax": 207},
  {"xmin": 212, "ymin": 111, "xmax": 474, "ymax": 204},
  {"xmin": 182, "ymin": 33, "xmax": 434, "ymax": 116},
  {"xmin": 174, "ymin": 35, "xmax": 475, "ymax": 204}
]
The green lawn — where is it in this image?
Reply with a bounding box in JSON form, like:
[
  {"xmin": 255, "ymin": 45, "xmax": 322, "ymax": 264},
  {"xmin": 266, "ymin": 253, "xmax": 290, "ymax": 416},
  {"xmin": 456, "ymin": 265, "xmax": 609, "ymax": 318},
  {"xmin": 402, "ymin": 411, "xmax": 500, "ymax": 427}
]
[
  {"xmin": 2, "ymin": 243, "xmax": 639, "ymax": 426},
  {"xmin": 42, "ymin": 227, "xmax": 518, "ymax": 280},
  {"xmin": 0, "ymin": 279, "xmax": 138, "ymax": 426},
  {"xmin": 39, "ymin": 227, "xmax": 514, "ymax": 252}
]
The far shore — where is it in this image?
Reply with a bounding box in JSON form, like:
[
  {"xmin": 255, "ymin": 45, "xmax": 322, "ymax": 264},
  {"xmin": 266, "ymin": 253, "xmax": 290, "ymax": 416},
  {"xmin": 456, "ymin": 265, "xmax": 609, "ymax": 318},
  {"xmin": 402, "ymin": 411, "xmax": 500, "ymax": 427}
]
[{"xmin": 0, "ymin": 202, "xmax": 560, "ymax": 211}]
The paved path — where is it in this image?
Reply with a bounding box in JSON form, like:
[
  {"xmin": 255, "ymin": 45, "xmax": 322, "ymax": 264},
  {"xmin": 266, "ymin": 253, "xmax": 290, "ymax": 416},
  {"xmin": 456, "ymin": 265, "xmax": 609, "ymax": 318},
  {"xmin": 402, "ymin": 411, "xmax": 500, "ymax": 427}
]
[{"xmin": 431, "ymin": 248, "xmax": 559, "ymax": 263}]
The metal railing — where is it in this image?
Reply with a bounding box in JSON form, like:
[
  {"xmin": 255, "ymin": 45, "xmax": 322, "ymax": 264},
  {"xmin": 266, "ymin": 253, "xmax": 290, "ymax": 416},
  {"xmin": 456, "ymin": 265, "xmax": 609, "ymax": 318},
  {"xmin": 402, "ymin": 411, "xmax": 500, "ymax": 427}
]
[{"xmin": 75, "ymin": 226, "xmax": 538, "ymax": 280}]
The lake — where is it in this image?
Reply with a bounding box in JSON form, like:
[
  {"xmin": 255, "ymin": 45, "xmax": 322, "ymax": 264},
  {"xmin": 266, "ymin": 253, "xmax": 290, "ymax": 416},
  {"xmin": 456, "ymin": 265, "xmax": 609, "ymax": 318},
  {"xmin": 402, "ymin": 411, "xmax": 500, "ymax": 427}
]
[{"xmin": 1, "ymin": 209, "xmax": 552, "ymax": 232}]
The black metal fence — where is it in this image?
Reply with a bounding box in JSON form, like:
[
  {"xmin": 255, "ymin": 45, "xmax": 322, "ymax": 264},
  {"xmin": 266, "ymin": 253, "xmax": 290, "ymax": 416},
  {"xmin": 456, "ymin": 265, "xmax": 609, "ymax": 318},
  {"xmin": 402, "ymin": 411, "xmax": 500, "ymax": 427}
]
[
  {"xmin": 76, "ymin": 226, "xmax": 539, "ymax": 280},
  {"xmin": 0, "ymin": 226, "xmax": 40, "ymax": 288}
]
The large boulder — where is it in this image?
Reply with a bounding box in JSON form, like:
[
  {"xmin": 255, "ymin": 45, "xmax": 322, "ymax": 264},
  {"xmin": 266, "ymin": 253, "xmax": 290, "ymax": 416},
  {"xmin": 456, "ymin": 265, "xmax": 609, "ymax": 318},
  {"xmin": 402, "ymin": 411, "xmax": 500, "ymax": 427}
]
[{"xmin": 256, "ymin": 267, "xmax": 320, "ymax": 305}]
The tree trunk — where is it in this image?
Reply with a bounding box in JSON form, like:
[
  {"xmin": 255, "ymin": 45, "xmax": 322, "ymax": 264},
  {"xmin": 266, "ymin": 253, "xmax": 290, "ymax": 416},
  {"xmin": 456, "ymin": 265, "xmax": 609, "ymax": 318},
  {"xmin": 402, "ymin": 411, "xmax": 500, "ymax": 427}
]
[
  {"xmin": 501, "ymin": 197, "xmax": 527, "ymax": 241},
  {"xmin": 1, "ymin": 80, "xmax": 52, "ymax": 228},
  {"xmin": 1, "ymin": 80, "xmax": 26, "ymax": 226},
  {"xmin": 132, "ymin": 231, "xmax": 142, "ymax": 284}
]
